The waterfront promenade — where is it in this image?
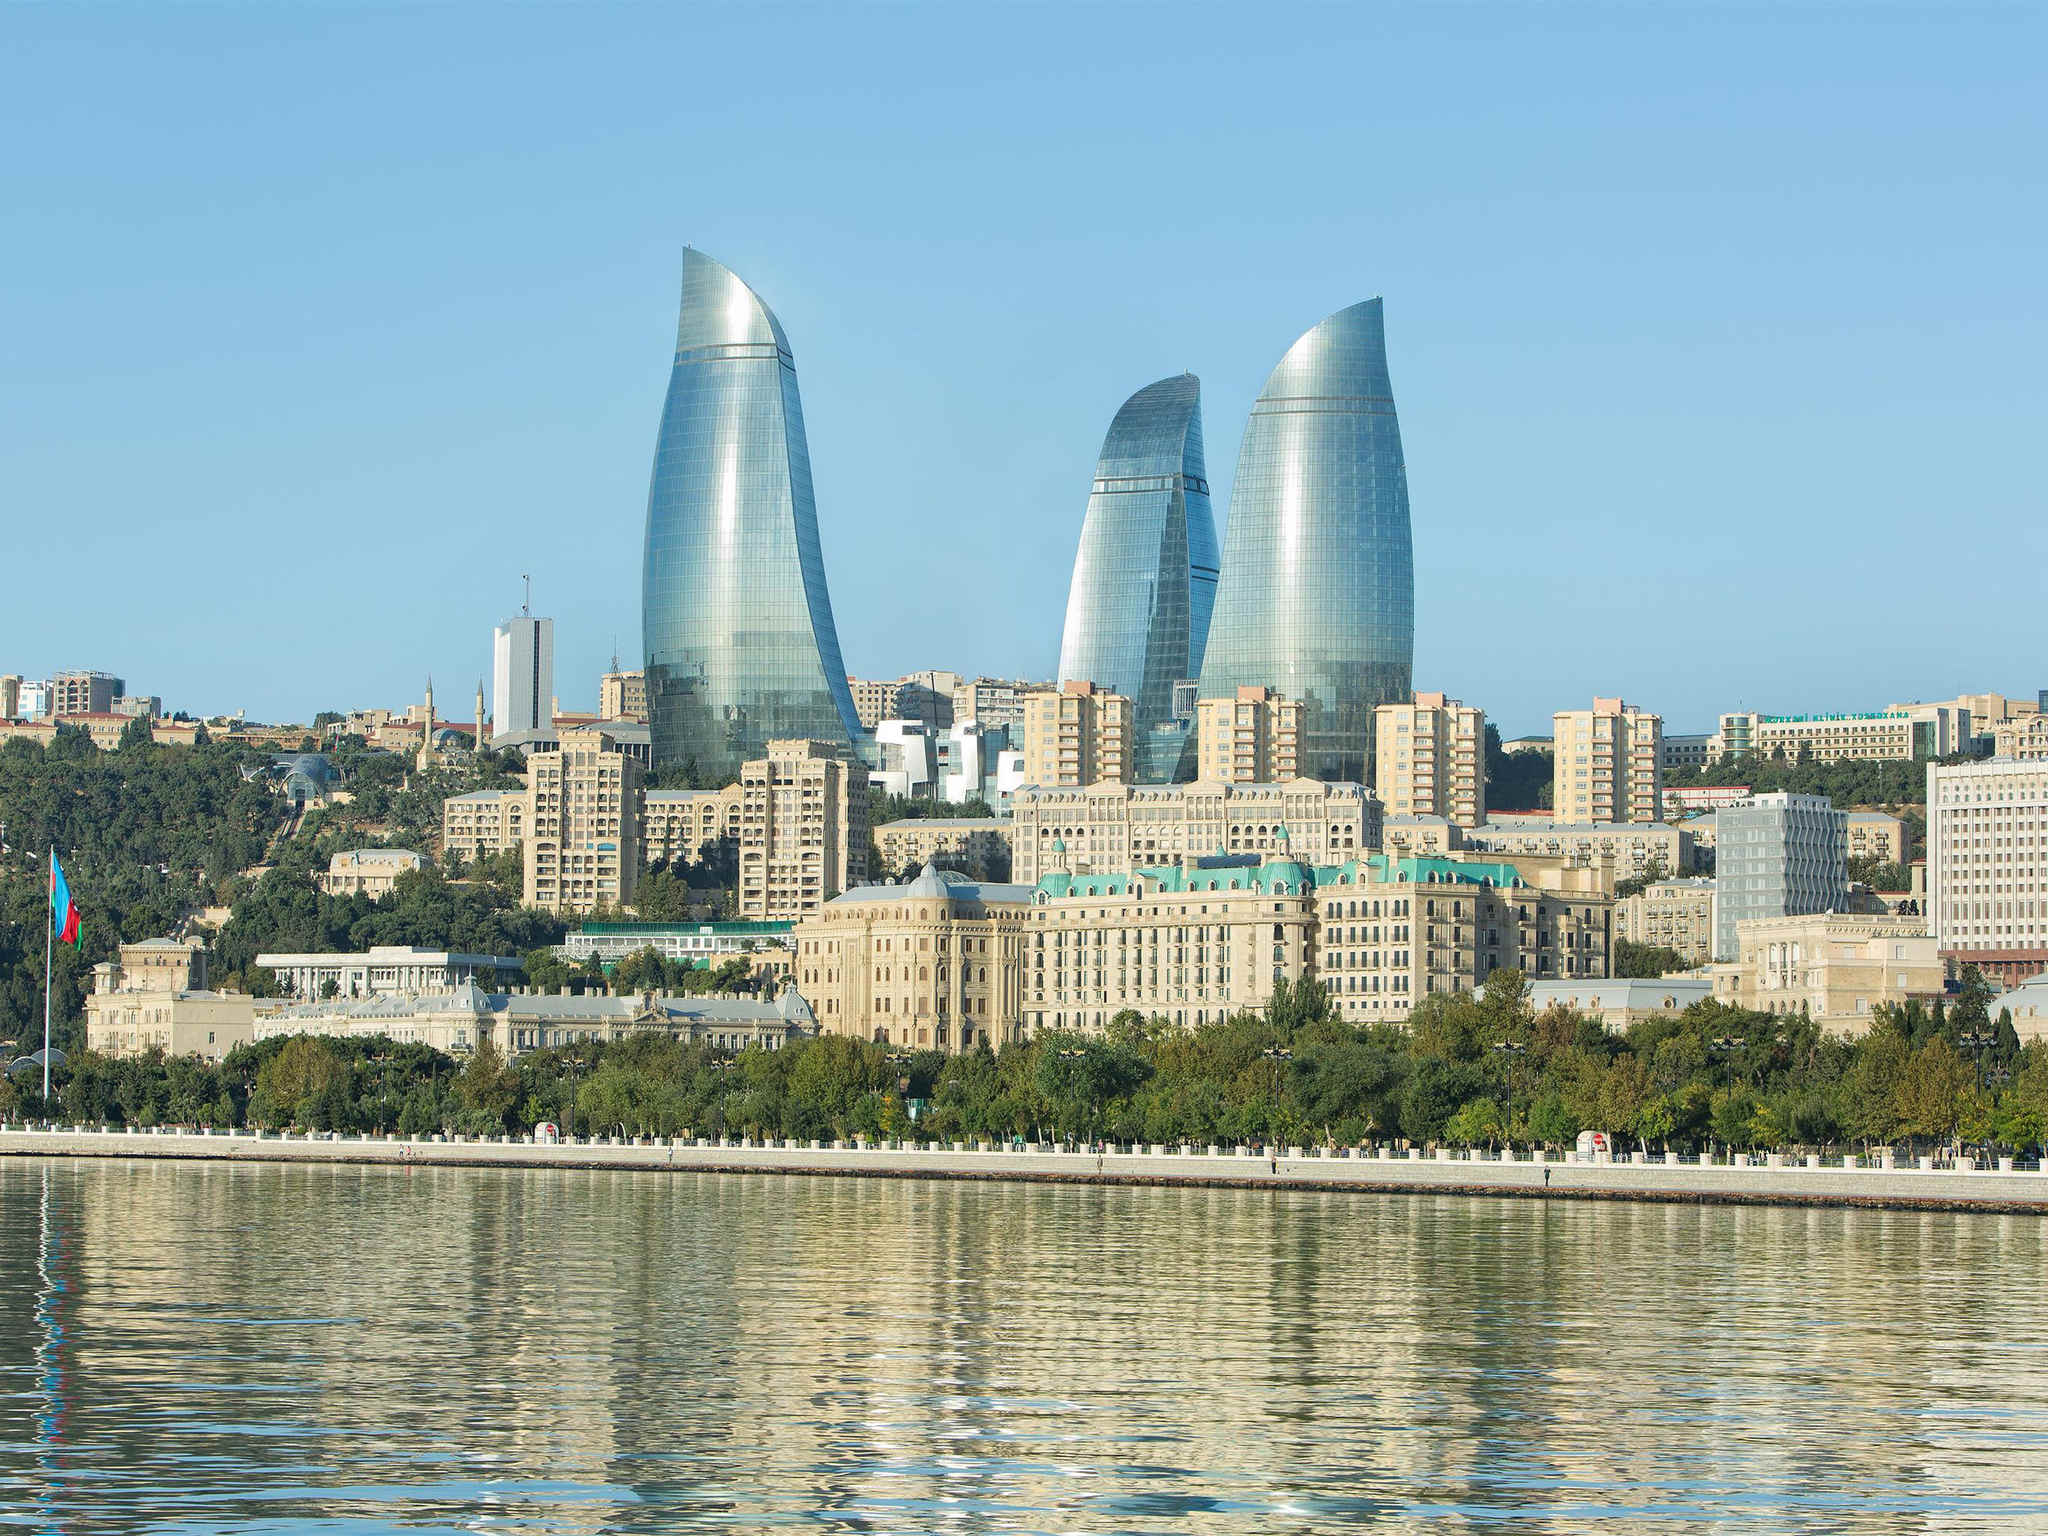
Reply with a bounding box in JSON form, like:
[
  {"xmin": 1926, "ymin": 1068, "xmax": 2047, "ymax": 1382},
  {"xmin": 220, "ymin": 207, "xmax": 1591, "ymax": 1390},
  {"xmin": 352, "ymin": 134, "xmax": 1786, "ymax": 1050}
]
[{"xmin": 5, "ymin": 1124, "xmax": 2048, "ymax": 1211}]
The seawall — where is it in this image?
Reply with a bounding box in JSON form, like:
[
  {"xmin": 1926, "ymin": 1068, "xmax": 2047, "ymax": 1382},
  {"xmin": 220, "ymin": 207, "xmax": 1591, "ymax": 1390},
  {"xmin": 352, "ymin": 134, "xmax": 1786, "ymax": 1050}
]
[{"xmin": 5, "ymin": 1126, "xmax": 2047, "ymax": 1213}]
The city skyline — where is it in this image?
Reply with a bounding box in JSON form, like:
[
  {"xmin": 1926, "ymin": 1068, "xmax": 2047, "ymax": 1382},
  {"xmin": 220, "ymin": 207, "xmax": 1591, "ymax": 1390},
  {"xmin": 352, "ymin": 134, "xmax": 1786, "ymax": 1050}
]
[{"xmin": 5, "ymin": 6, "xmax": 2043, "ymax": 733}]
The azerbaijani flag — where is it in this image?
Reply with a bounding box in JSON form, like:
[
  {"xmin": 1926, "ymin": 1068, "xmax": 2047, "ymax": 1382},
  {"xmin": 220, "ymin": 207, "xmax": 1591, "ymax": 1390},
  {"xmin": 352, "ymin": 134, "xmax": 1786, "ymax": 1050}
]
[{"xmin": 50, "ymin": 851, "xmax": 81, "ymax": 946}]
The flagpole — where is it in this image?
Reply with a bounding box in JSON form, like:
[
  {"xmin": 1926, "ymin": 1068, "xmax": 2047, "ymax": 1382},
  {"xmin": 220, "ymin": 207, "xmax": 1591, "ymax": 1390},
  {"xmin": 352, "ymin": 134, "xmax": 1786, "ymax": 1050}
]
[{"xmin": 43, "ymin": 847, "xmax": 55, "ymax": 1105}]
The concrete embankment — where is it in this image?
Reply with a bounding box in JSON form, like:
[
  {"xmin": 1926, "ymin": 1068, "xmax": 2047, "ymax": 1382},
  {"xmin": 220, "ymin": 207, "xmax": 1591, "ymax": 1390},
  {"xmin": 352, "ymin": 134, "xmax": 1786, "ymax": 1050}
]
[{"xmin": 6, "ymin": 1126, "xmax": 2048, "ymax": 1213}]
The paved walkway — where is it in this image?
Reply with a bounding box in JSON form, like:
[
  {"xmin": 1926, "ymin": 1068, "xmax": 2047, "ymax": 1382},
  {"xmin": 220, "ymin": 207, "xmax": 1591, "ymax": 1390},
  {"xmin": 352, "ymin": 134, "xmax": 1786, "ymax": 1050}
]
[{"xmin": 5, "ymin": 1127, "xmax": 2046, "ymax": 1212}]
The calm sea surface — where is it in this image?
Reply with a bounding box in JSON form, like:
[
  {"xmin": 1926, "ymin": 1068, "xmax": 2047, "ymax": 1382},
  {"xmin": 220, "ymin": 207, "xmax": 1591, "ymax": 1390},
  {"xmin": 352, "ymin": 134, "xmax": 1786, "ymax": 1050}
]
[{"xmin": 2, "ymin": 1159, "xmax": 2046, "ymax": 1534}]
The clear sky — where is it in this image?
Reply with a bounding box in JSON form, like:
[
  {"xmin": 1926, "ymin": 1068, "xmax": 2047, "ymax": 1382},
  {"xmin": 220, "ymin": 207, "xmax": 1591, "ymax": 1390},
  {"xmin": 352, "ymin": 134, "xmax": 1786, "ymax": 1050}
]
[{"xmin": 5, "ymin": 4, "xmax": 2042, "ymax": 736}]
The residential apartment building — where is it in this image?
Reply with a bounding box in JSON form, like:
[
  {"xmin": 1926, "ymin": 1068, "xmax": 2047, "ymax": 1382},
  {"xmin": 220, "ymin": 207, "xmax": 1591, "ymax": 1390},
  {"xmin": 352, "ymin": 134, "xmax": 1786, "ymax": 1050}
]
[
  {"xmin": 1709, "ymin": 914, "xmax": 1941, "ymax": 1035},
  {"xmin": 1713, "ymin": 705, "xmax": 1970, "ymax": 764},
  {"xmin": 1021, "ymin": 680, "xmax": 1134, "ymax": 788},
  {"xmin": 317, "ymin": 848, "xmax": 425, "ymax": 899},
  {"xmin": 525, "ymin": 726, "xmax": 645, "ymax": 915},
  {"xmin": 442, "ymin": 788, "xmax": 526, "ymax": 862},
  {"xmin": 1712, "ymin": 793, "xmax": 1848, "ymax": 961},
  {"xmin": 599, "ymin": 668, "xmax": 647, "ymax": 723},
  {"xmin": 644, "ymin": 784, "xmax": 744, "ymax": 866},
  {"xmin": 1382, "ymin": 815, "xmax": 1463, "ymax": 857},
  {"xmin": 846, "ymin": 677, "xmax": 904, "ymax": 732},
  {"xmin": 84, "ymin": 940, "xmax": 255, "ymax": 1061},
  {"xmin": 1994, "ymin": 715, "xmax": 2048, "ymax": 762},
  {"xmin": 1927, "ymin": 757, "xmax": 2048, "ymax": 985},
  {"xmin": 1845, "ymin": 810, "xmax": 1909, "ymax": 866},
  {"xmin": 51, "ymin": 670, "xmax": 124, "ymax": 717},
  {"xmin": 1462, "ymin": 819, "xmax": 1691, "ymax": 888},
  {"xmin": 1195, "ymin": 686, "xmax": 1307, "ymax": 784},
  {"xmin": 738, "ymin": 739, "xmax": 869, "ymax": 921},
  {"xmin": 874, "ymin": 817, "xmax": 1015, "ymax": 881},
  {"xmin": 1552, "ymin": 698, "xmax": 1663, "ymax": 824},
  {"xmin": 792, "ymin": 865, "xmax": 1033, "ymax": 1051},
  {"xmin": 1615, "ymin": 877, "xmax": 1717, "ymax": 967},
  {"xmin": 1011, "ymin": 779, "xmax": 1380, "ymax": 882},
  {"xmin": 1373, "ymin": 690, "xmax": 1484, "ymax": 827},
  {"xmin": 952, "ymin": 677, "xmax": 1044, "ymax": 738}
]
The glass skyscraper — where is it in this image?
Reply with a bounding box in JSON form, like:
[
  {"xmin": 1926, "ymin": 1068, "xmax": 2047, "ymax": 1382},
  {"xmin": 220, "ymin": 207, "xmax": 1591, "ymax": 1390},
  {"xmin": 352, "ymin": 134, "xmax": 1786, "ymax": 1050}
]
[
  {"xmin": 1196, "ymin": 298, "xmax": 1414, "ymax": 785},
  {"xmin": 641, "ymin": 249, "xmax": 863, "ymax": 779},
  {"xmin": 1055, "ymin": 373, "xmax": 1219, "ymax": 782}
]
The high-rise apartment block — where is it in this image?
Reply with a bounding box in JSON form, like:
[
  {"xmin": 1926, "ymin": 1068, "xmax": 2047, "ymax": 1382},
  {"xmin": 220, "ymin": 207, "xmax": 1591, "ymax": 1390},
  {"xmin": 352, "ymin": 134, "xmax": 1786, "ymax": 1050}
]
[
  {"xmin": 738, "ymin": 739, "xmax": 869, "ymax": 921},
  {"xmin": 492, "ymin": 613, "xmax": 555, "ymax": 742},
  {"xmin": 524, "ymin": 726, "xmax": 644, "ymax": 916},
  {"xmin": 599, "ymin": 667, "xmax": 647, "ymax": 722},
  {"xmin": 441, "ymin": 789, "xmax": 526, "ymax": 863},
  {"xmin": 1712, "ymin": 792, "xmax": 1848, "ymax": 961},
  {"xmin": 1195, "ymin": 686, "xmax": 1306, "ymax": 784},
  {"xmin": 1553, "ymin": 698, "xmax": 1663, "ymax": 824},
  {"xmin": 52, "ymin": 671, "xmax": 124, "ymax": 716},
  {"xmin": 952, "ymin": 677, "xmax": 1043, "ymax": 738},
  {"xmin": 1928, "ymin": 758, "xmax": 2048, "ymax": 985},
  {"xmin": 1374, "ymin": 691, "xmax": 1484, "ymax": 827},
  {"xmin": 1021, "ymin": 681, "xmax": 1133, "ymax": 788}
]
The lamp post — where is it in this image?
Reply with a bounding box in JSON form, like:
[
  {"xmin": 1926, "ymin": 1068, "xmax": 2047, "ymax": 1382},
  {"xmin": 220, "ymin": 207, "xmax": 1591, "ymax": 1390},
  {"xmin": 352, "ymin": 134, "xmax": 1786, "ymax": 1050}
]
[
  {"xmin": 1492, "ymin": 1039, "xmax": 1526, "ymax": 1147},
  {"xmin": 1056, "ymin": 1047, "xmax": 1086, "ymax": 1145},
  {"xmin": 1708, "ymin": 1035, "xmax": 1747, "ymax": 1161},
  {"xmin": 1260, "ymin": 1046, "xmax": 1292, "ymax": 1149}
]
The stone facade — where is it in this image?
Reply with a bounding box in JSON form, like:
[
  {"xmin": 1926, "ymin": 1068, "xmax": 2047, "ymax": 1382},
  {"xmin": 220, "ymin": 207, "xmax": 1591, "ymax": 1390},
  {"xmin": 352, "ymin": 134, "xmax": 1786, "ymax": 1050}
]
[
  {"xmin": 874, "ymin": 817, "xmax": 1014, "ymax": 881},
  {"xmin": 1373, "ymin": 690, "xmax": 1485, "ymax": 827},
  {"xmin": 1614, "ymin": 877, "xmax": 1717, "ymax": 967},
  {"xmin": 1196, "ymin": 686, "xmax": 1307, "ymax": 784},
  {"xmin": 738, "ymin": 739, "xmax": 869, "ymax": 921},
  {"xmin": 1709, "ymin": 914, "xmax": 1941, "ymax": 1035},
  {"xmin": 1463, "ymin": 819, "xmax": 1690, "ymax": 890},
  {"xmin": 317, "ymin": 848, "xmax": 425, "ymax": 899},
  {"xmin": 644, "ymin": 784, "xmax": 743, "ymax": 866},
  {"xmin": 1928, "ymin": 757, "xmax": 2048, "ymax": 985},
  {"xmin": 1011, "ymin": 779, "xmax": 1380, "ymax": 882},
  {"xmin": 1552, "ymin": 697, "xmax": 1662, "ymax": 824},
  {"xmin": 1021, "ymin": 680, "xmax": 1133, "ymax": 788},
  {"xmin": 525, "ymin": 726, "xmax": 644, "ymax": 915},
  {"xmin": 792, "ymin": 866, "xmax": 1033, "ymax": 1052},
  {"xmin": 84, "ymin": 940, "xmax": 254, "ymax": 1061},
  {"xmin": 441, "ymin": 788, "xmax": 526, "ymax": 862}
]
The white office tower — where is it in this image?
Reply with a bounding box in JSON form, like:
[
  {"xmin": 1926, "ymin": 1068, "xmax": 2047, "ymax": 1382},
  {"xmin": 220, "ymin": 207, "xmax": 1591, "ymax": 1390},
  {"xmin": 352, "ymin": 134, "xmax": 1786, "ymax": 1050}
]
[
  {"xmin": 492, "ymin": 613, "xmax": 555, "ymax": 743},
  {"xmin": 872, "ymin": 719, "xmax": 939, "ymax": 799}
]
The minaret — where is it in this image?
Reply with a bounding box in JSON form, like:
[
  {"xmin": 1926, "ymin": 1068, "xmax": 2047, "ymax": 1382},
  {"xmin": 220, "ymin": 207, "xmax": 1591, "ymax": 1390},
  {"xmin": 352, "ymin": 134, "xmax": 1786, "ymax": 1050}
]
[
  {"xmin": 417, "ymin": 677, "xmax": 437, "ymax": 771},
  {"xmin": 475, "ymin": 680, "xmax": 487, "ymax": 748}
]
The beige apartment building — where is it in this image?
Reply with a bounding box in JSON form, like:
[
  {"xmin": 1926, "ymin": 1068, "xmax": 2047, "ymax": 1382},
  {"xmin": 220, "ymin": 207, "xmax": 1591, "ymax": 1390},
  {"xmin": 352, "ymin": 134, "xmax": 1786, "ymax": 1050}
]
[
  {"xmin": 874, "ymin": 817, "xmax": 1015, "ymax": 880},
  {"xmin": 1615, "ymin": 877, "xmax": 1716, "ymax": 967},
  {"xmin": 1994, "ymin": 715, "xmax": 2048, "ymax": 762},
  {"xmin": 442, "ymin": 788, "xmax": 527, "ymax": 862},
  {"xmin": 738, "ymin": 739, "xmax": 869, "ymax": 921},
  {"xmin": 51, "ymin": 670, "xmax": 123, "ymax": 716},
  {"xmin": 1845, "ymin": 810, "xmax": 1909, "ymax": 866},
  {"xmin": 317, "ymin": 848, "xmax": 425, "ymax": 899},
  {"xmin": 524, "ymin": 726, "xmax": 644, "ymax": 916},
  {"xmin": 1463, "ymin": 819, "xmax": 1690, "ymax": 888},
  {"xmin": 1552, "ymin": 698, "xmax": 1663, "ymax": 824},
  {"xmin": 1374, "ymin": 690, "xmax": 1485, "ymax": 827},
  {"xmin": 1708, "ymin": 914, "xmax": 1941, "ymax": 1035},
  {"xmin": 1382, "ymin": 815, "xmax": 1463, "ymax": 857},
  {"xmin": 1195, "ymin": 686, "xmax": 1307, "ymax": 783},
  {"xmin": 644, "ymin": 784, "xmax": 744, "ymax": 866},
  {"xmin": 598, "ymin": 668, "xmax": 646, "ymax": 722},
  {"xmin": 792, "ymin": 865, "xmax": 1032, "ymax": 1051},
  {"xmin": 1927, "ymin": 757, "xmax": 2048, "ymax": 985},
  {"xmin": 84, "ymin": 939, "xmax": 256, "ymax": 1061},
  {"xmin": 1021, "ymin": 680, "xmax": 1134, "ymax": 787},
  {"xmin": 846, "ymin": 677, "xmax": 903, "ymax": 732},
  {"xmin": 1011, "ymin": 779, "xmax": 1381, "ymax": 882}
]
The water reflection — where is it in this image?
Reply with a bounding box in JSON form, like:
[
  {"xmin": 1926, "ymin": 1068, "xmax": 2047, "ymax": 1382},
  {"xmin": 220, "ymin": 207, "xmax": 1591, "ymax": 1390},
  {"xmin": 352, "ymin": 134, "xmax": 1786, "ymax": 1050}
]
[{"xmin": 0, "ymin": 1159, "xmax": 2043, "ymax": 1533}]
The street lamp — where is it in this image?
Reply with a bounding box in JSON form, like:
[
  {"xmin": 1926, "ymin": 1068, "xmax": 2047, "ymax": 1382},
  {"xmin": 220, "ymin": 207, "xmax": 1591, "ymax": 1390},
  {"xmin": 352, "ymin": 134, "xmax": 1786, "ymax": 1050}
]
[
  {"xmin": 1709, "ymin": 1035, "xmax": 1746, "ymax": 1161},
  {"xmin": 1492, "ymin": 1040, "xmax": 1526, "ymax": 1145},
  {"xmin": 1260, "ymin": 1046, "xmax": 1292, "ymax": 1148}
]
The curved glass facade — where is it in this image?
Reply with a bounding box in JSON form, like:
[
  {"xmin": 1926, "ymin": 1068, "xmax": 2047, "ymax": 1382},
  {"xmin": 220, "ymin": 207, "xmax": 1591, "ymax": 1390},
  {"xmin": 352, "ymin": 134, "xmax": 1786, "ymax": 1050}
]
[
  {"xmin": 1055, "ymin": 374, "xmax": 1219, "ymax": 781},
  {"xmin": 1197, "ymin": 298, "xmax": 1414, "ymax": 785},
  {"xmin": 642, "ymin": 250, "xmax": 863, "ymax": 778}
]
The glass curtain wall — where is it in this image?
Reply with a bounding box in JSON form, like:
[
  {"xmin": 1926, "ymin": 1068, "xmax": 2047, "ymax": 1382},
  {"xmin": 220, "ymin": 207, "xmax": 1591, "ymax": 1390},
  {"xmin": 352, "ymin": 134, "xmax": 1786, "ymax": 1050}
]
[
  {"xmin": 1197, "ymin": 298, "xmax": 1414, "ymax": 785},
  {"xmin": 1055, "ymin": 373, "xmax": 1219, "ymax": 782},
  {"xmin": 641, "ymin": 250, "xmax": 864, "ymax": 780}
]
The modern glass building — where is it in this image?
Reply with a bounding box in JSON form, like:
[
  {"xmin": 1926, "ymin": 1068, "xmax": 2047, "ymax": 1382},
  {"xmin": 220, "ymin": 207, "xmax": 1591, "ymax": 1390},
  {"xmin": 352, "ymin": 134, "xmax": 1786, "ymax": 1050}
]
[
  {"xmin": 1054, "ymin": 373, "xmax": 1218, "ymax": 783},
  {"xmin": 641, "ymin": 250, "xmax": 864, "ymax": 779},
  {"xmin": 1196, "ymin": 298, "xmax": 1414, "ymax": 785}
]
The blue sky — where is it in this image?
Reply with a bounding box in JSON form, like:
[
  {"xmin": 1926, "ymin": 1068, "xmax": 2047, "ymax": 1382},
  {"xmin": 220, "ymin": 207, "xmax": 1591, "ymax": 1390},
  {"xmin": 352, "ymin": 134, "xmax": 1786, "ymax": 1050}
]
[{"xmin": 4, "ymin": 4, "xmax": 2042, "ymax": 736}]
